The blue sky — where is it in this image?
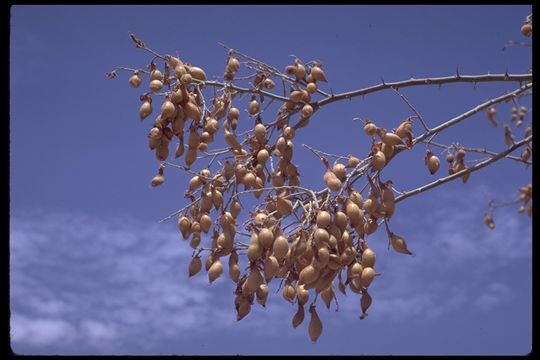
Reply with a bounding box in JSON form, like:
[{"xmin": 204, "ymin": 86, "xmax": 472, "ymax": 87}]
[{"xmin": 10, "ymin": 5, "xmax": 532, "ymax": 355}]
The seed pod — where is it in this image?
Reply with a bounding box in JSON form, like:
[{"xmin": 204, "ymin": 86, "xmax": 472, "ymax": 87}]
[
  {"xmin": 389, "ymin": 232, "xmax": 413, "ymax": 255},
  {"xmin": 256, "ymin": 148, "xmax": 270, "ymax": 165},
  {"xmin": 229, "ymin": 263, "xmax": 240, "ymax": 283},
  {"xmin": 381, "ymin": 182, "xmax": 395, "ymax": 218},
  {"xmin": 301, "ymin": 104, "xmax": 314, "ymax": 118},
  {"xmin": 360, "ymin": 291, "xmax": 372, "ymax": 320},
  {"xmin": 246, "ymin": 269, "xmax": 264, "ymax": 292},
  {"xmin": 363, "ymin": 216, "xmax": 378, "ymax": 235},
  {"xmin": 257, "ymin": 227, "xmax": 274, "ymax": 249},
  {"xmin": 521, "ymin": 148, "xmax": 531, "ymax": 163},
  {"xmin": 350, "ymin": 190, "xmax": 363, "ymax": 208},
  {"xmin": 236, "ymin": 300, "xmax": 251, "ymax": 321},
  {"xmin": 320, "ymin": 285, "xmax": 334, "ymax": 309},
  {"xmin": 248, "ymin": 98, "xmax": 260, "ymax": 116},
  {"xmin": 227, "ymin": 56, "xmax": 240, "ymax": 72},
  {"xmin": 379, "ymin": 129, "xmax": 403, "ymax": 146},
  {"xmin": 346, "ymin": 201, "xmax": 363, "ymax": 227},
  {"xmin": 294, "ymin": 61, "xmax": 306, "ymax": 81},
  {"xmin": 364, "ymin": 121, "xmax": 378, "ymax": 137},
  {"xmin": 256, "ymin": 284, "xmax": 269, "ymax": 306},
  {"xmin": 283, "ymin": 126, "xmax": 296, "ymax": 140},
  {"xmin": 314, "ymin": 228, "xmax": 330, "ymax": 246},
  {"xmin": 187, "ymin": 66, "xmax": 207, "ymax": 81},
  {"xmin": 149, "ymin": 79, "xmax": 163, "ymax": 93},
  {"xmin": 396, "ymin": 117, "xmax": 413, "ymax": 142},
  {"xmin": 425, "ymin": 151, "xmax": 440, "ymax": 175},
  {"xmin": 178, "ymin": 216, "xmax": 191, "ymax": 240},
  {"xmin": 360, "ymin": 267, "xmax": 376, "ymax": 288},
  {"xmin": 292, "ymin": 304, "xmax": 305, "ymax": 328},
  {"xmin": 150, "ymin": 69, "xmax": 163, "ymax": 81},
  {"xmin": 483, "ymin": 214, "xmax": 495, "ymax": 230},
  {"xmin": 361, "ymin": 248, "xmax": 376, "ymax": 268},
  {"xmin": 521, "ymin": 22, "xmax": 532, "ymax": 37},
  {"xmin": 139, "ymin": 100, "xmax": 152, "ymax": 120},
  {"xmin": 289, "ymin": 90, "xmax": 303, "ymax": 103},
  {"xmin": 334, "ymin": 211, "xmax": 348, "ymax": 232},
  {"xmin": 188, "ymin": 256, "xmax": 202, "ymax": 277},
  {"xmin": 346, "ymin": 155, "xmax": 360, "ymax": 168},
  {"xmin": 316, "ymin": 211, "xmax": 331, "ymax": 228},
  {"xmin": 189, "ymin": 232, "xmax": 201, "ymax": 249},
  {"xmin": 308, "ymin": 305, "xmax": 323, "ymax": 342},
  {"xmin": 264, "ymin": 255, "xmax": 279, "ymax": 282},
  {"xmin": 371, "ymin": 150, "xmax": 386, "ymax": 171},
  {"xmin": 332, "ymin": 163, "xmax": 346, "ymax": 181},
  {"xmin": 282, "ymin": 283, "xmax": 296, "ymax": 303},
  {"xmin": 299, "ymin": 264, "xmax": 319, "ymax": 286},
  {"xmin": 317, "ymin": 246, "xmax": 330, "ymax": 268},
  {"xmin": 151, "ymin": 174, "xmax": 164, "ymax": 187},
  {"xmin": 129, "ymin": 73, "xmax": 142, "ymax": 88},
  {"xmin": 199, "ymin": 214, "xmax": 212, "ymax": 233},
  {"xmin": 273, "ymin": 235, "xmax": 289, "ymax": 260},
  {"xmin": 324, "ymin": 168, "xmax": 342, "ymax": 192},
  {"xmin": 263, "ymin": 78, "xmax": 275, "ymax": 89},
  {"xmin": 310, "ymin": 65, "xmax": 327, "ymax": 82},
  {"xmin": 208, "ymin": 259, "xmax": 223, "ymax": 283},
  {"xmin": 276, "ymin": 195, "xmax": 293, "ymax": 216}
]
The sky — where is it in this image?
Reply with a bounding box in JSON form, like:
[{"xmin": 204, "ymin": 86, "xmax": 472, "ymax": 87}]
[{"xmin": 9, "ymin": 5, "xmax": 532, "ymax": 355}]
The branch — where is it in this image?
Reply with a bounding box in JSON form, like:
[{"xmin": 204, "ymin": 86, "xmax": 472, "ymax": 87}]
[
  {"xmin": 394, "ymin": 136, "xmax": 531, "ymax": 204},
  {"xmin": 316, "ymin": 73, "xmax": 532, "ymax": 108}
]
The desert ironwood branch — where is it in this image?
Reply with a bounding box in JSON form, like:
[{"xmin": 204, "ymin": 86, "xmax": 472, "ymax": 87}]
[{"xmin": 394, "ymin": 135, "xmax": 532, "ymax": 204}]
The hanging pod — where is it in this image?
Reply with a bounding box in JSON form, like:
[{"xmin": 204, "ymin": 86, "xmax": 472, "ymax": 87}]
[{"xmin": 308, "ymin": 305, "xmax": 323, "ymax": 342}]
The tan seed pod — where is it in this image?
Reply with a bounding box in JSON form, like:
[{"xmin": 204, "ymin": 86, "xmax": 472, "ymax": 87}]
[
  {"xmin": 306, "ymin": 82, "xmax": 317, "ymax": 93},
  {"xmin": 289, "ymin": 90, "xmax": 304, "ymax": 103},
  {"xmin": 363, "ymin": 216, "xmax": 378, "ymax": 235},
  {"xmin": 361, "ymin": 248, "xmax": 376, "ymax": 268},
  {"xmin": 360, "ymin": 291, "xmax": 372, "ymax": 319},
  {"xmin": 521, "ymin": 148, "xmax": 530, "ymax": 163},
  {"xmin": 346, "ymin": 155, "xmax": 360, "ymax": 168},
  {"xmin": 248, "ymin": 99, "xmax": 260, "ymax": 116},
  {"xmin": 189, "ymin": 232, "xmax": 201, "ymax": 249},
  {"xmin": 255, "ymin": 284, "xmax": 269, "ymax": 307},
  {"xmin": 151, "ymin": 174, "xmax": 164, "ymax": 187},
  {"xmin": 364, "ymin": 121, "xmax": 378, "ymax": 137},
  {"xmin": 360, "ymin": 267, "xmax": 375, "ymax": 288},
  {"xmin": 227, "ymin": 56, "xmax": 241, "ymax": 72},
  {"xmin": 199, "ymin": 214, "xmax": 212, "ymax": 233},
  {"xmin": 174, "ymin": 64, "xmax": 187, "ymax": 77},
  {"xmin": 263, "ymin": 78, "xmax": 275, "ymax": 89},
  {"xmin": 425, "ymin": 151, "xmax": 441, "ymax": 175},
  {"xmin": 324, "ymin": 168, "xmax": 342, "ymax": 192},
  {"xmin": 236, "ymin": 300, "xmax": 251, "ymax": 321},
  {"xmin": 282, "ymin": 283, "xmax": 296, "ymax": 303},
  {"xmin": 379, "ymin": 129, "xmax": 403, "ymax": 146},
  {"xmin": 208, "ymin": 259, "xmax": 223, "ymax": 283},
  {"xmin": 139, "ymin": 101, "xmax": 153, "ymax": 120},
  {"xmin": 188, "ymin": 66, "xmax": 207, "ymax": 81},
  {"xmin": 301, "ymin": 104, "xmax": 314, "ymax": 118},
  {"xmin": 320, "ymin": 285, "xmax": 334, "ymax": 309},
  {"xmin": 316, "ymin": 211, "xmax": 331, "ymax": 228},
  {"xmin": 129, "ymin": 73, "xmax": 142, "ymax": 88},
  {"xmin": 253, "ymin": 123, "xmax": 267, "ymax": 144},
  {"xmin": 345, "ymin": 201, "xmax": 363, "ymax": 227},
  {"xmin": 299, "ymin": 264, "xmax": 319, "ymax": 285},
  {"xmin": 292, "ymin": 304, "xmax": 305, "ymax": 328},
  {"xmin": 308, "ymin": 305, "xmax": 323, "ymax": 342},
  {"xmin": 314, "ymin": 228, "xmax": 330, "ymax": 246},
  {"xmin": 389, "ymin": 232, "xmax": 413, "ymax": 255},
  {"xmin": 310, "ymin": 65, "xmax": 327, "ymax": 82},
  {"xmin": 283, "ymin": 126, "xmax": 296, "ymax": 140},
  {"xmin": 296, "ymin": 284, "xmax": 309, "ymax": 305},
  {"xmin": 228, "ymin": 263, "xmax": 240, "ymax": 283},
  {"xmin": 372, "ymin": 150, "xmax": 386, "ymax": 170},
  {"xmin": 276, "ymin": 195, "xmax": 293, "ymax": 216},
  {"xmin": 257, "ymin": 227, "xmax": 274, "ymax": 249},
  {"xmin": 381, "ymin": 143, "xmax": 394, "ymax": 160},
  {"xmin": 264, "ymin": 255, "xmax": 279, "ymax": 282},
  {"xmin": 273, "ymin": 235, "xmax": 289, "ymax": 260},
  {"xmin": 149, "ymin": 79, "xmax": 163, "ymax": 93},
  {"xmin": 188, "ymin": 256, "xmax": 202, "ymax": 277},
  {"xmin": 178, "ymin": 216, "xmax": 192, "ymax": 239},
  {"xmin": 294, "ymin": 62, "xmax": 306, "ymax": 81},
  {"xmin": 247, "ymin": 241, "xmax": 263, "ymax": 262},
  {"xmin": 246, "ymin": 269, "xmax": 264, "ymax": 292},
  {"xmin": 150, "ymin": 69, "xmax": 163, "ymax": 81},
  {"xmin": 332, "ymin": 163, "xmax": 346, "ymax": 181}
]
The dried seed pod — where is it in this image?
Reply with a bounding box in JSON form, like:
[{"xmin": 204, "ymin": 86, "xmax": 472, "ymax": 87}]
[
  {"xmin": 346, "ymin": 200, "xmax": 363, "ymax": 227},
  {"xmin": 360, "ymin": 291, "xmax": 372, "ymax": 319},
  {"xmin": 139, "ymin": 100, "xmax": 153, "ymax": 120},
  {"xmin": 229, "ymin": 263, "xmax": 240, "ymax": 283},
  {"xmin": 282, "ymin": 283, "xmax": 296, "ymax": 303},
  {"xmin": 248, "ymin": 98, "xmax": 260, "ymax": 116},
  {"xmin": 129, "ymin": 73, "xmax": 142, "ymax": 88},
  {"xmin": 425, "ymin": 151, "xmax": 440, "ymax": 175},
  {"xmin": 254, "ymin": 123, "xmax": 267, "ymax": 144},
  {"xmin": 263, "ymin": 78, "xmax": 275, "ymax": 89},
  {"xmin": 483, "ymin": 214, "xmax": 495, "ymax": 230},
  {"xmin": 283, "ymin": 126, "xmax": 296, "ymax": 140},
  {"xmin": 314, "ymin": 228, "xmax": 330, "ymax": 246},
  {"xmin": 199, "ymin": 214, "xmax": 212, "ymax": 233},
  {"xmin": 320, "ymin": 285, "xmax": 334, "ymax": 309},
  {"xmin": 379, "ymin": 129, "xmax": 404, "ymax": 146},
  {"xmin": 292, "ymin": 304, "xmax": 305, "ymax": 328},
  {"xmin": 389, "ymin": 232, "xmax": 413, "ymax": 255},
  {"xmin": 364, "ymin": 120, "xmax": 378, "ymax": 137},
  {"xmin": 273, "ymin": 235, "xmax": 289, "ymax": 260},
  {"xmin": 361, "ymin": 248, "xmax": 376, "ymax": 268},
  {"xmin": 486, "ymin": 107, "xmax": 497, "ymax": 127},
  {"xmin": 246, "ymin": 269, "xmax": 264, "ymax": 292},
  {"xmin": 396, "ymin": 117, "xmax": 413, "ymax": 141},
  {"xmin": 227, "ymin": 56, "xmax": 240, "ymax": 72},
  {"xmin": 301, "ymin": 104, "xmax": 314, "ymax": 118},
  {"xmin": 324, "ymin": 167, "xmax": 342, "ymax": 192},
  {"xmin": 349, "ymin": 190, "xmax": 363, "ymax": 208},
  {"xmin": 371, "ymin": 150, "xmax": 386, "ymax": 171},
  {"xmin": 256, "ymin": 284, "xmax": 269, "ymax": 306},
  {"xmin": 346, "ymin": 155, "xmax": 360, "ymax": 168},
  {"xmin": 381, "ymin": 143, "xmax": 394, "ymax": 160},
  {"xmin": 258, "ymin": 228, "xmax": 274, "ymax": 249},
  {"xmin": 208, "ymin": 259, "xmax": 223, "ymax": 283},
  {"xmin": 276, "ymin": 195, "xmax": 293, "ymax": 217},
  {"xmin": 310, "ymin": 65, "xmax": 327, "ymax": 82},
  {"xmin": 294, "ymin": 61, "xmax": 306, "ymax": 81},
  {"xmin": 521, "ymin": 22, "xmax": 532, "ymax": 37},
  {"xmin": 332, "ymin": 163, "xmax": 346, "ymax": 181},
  {"xmin": 264, "ymin": 255, "xmax": 279, "ymax": 282},
  {"xmin": 308, "ymin": 305, "xmax": 323, "ymax": 342},
  {"xmin": 151, "ymin": 174, "xmax": 164, "ymax": 187},
  {"xmin": 363, "ymin": 216, "xmax": 378, "ymax": 235},
  {"xmin": 299, "ymin": 264, "xmax": 319, "ymax": 285},
  {"xmin": 178, "ymin": 216, "xmax": 192, "ymax": 240},
  {"xmin": 360, "ymin": 267, "xmax": 376, "ymax": 288},
  {"xmin": 149, "ymin": 79, "xmax": 163, "ymax": 93},
  {"xmin": 236, "ymin": 300, "xmax": 251, "ymax": 321},
  {"xmin": 333, "ymin": 211, "xmax": 348, "ymax": 232},
  {"xmin": 189, "ymin": 232, "xmax": 201, "ymax": 249},
  {"xmin": 316, "ymin": 211, "xmax": 331, "ymax": 228},
  {"xmin": 188, "ymin": 256, "xmax": 202, "ymax": 277},
  {"xmin": 188, "ymin": 66, "xmax": 207, "ymax": 81},
  {"xmin": 521, "ymin": 148, "xmax": 531, "ymax": 163}
]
